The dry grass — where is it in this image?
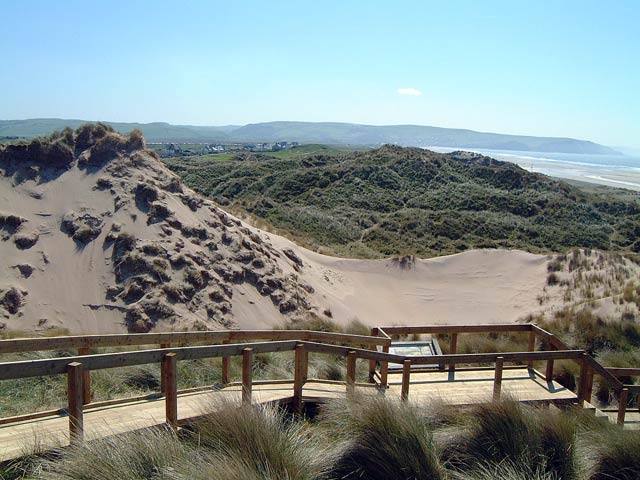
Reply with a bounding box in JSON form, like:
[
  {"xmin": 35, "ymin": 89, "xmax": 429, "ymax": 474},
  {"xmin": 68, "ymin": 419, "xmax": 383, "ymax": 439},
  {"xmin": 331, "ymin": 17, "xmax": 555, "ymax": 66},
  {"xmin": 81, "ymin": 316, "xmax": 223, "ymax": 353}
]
[
  {"xmin": 3, "ymin": 396, "xmax": 639, "ymax": 480},
  {"xmin": 319, "ymin": 395, "xmax": 446, "ymax": 480}
]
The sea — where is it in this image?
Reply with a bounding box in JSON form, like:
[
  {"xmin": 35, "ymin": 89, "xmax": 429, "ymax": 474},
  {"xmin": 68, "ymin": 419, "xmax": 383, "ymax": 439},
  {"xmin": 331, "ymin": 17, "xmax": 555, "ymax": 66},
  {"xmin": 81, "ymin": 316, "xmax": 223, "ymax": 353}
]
[{"xmin": 427, "ymin": 147, "xmax": 640, "ymax": 192}]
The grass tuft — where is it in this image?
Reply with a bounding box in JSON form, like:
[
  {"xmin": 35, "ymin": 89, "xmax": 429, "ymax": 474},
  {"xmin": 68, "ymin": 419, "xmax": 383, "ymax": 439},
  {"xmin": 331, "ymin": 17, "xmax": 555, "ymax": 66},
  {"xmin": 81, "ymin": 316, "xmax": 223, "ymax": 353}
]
[{"xmin": 320, "ymin": 395, "xmax": 445, "ymax": 480}]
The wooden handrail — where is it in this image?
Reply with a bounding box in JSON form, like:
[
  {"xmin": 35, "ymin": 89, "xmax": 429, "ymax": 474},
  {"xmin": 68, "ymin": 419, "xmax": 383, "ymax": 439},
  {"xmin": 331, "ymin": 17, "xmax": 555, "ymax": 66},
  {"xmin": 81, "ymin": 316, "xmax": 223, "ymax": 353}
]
[
  {"xmin": 606, "ymin": 367, "xmax": 640, "ymax": 377},
  {"xmin": 0, "ymin": 341, "xmax": 300, "ymax": 381},
  {"xmin": 0, "ymin": 342, "xmax": 588, "ymax": 383},
  {"xmin": 1, "ymin": 322, "xmax": 636, "ymax": 437},
  {"xmin": 585, "ymin": 355, "xmax": 625, "ymax": 391},
  {"xmin": 0, "ymin": 329, "xmax": 391, "ymax": 355},
  {"xmin": 376, "ymin": 324, "xmax": 533, "ymax": 335}
]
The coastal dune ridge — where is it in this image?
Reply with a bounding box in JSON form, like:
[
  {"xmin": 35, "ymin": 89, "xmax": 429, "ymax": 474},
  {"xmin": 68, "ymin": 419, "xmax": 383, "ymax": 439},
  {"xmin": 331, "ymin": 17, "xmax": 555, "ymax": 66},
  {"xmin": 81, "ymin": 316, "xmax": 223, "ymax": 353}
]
[{"xmin": 0, "ymin": 126, "xmax": 567, "ymax": 334}]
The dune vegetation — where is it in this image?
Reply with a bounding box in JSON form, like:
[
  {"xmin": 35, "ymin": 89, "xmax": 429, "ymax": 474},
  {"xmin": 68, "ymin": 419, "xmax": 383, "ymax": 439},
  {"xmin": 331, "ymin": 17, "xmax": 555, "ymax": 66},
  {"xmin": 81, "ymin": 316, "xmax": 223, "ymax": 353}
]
[
  {"xmin": 2, "ymin": 397, "xmax": 639, "ymax": 480},
  {"xmin": 163, "ymin": 145, "xmax": 640, "ymax": 259}
]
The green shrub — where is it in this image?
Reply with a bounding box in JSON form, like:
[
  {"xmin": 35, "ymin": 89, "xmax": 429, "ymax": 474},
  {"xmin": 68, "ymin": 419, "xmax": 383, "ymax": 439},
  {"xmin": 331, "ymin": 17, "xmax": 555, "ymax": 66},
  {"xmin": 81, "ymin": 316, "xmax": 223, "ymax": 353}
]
[
  {"xmin": 320, "ymin": 396, "xmax": 445, "ymax": 480},
  {"xmin": 41, "ymin": 426, "xmax": 189, "ymax": 480},
  {"xmin": 185, "ymin": 400, "xmax": 329, "ymax": 479},
  {"xmin": 446, "ymin": 401, "xmax": 577, "ymax": 479}
]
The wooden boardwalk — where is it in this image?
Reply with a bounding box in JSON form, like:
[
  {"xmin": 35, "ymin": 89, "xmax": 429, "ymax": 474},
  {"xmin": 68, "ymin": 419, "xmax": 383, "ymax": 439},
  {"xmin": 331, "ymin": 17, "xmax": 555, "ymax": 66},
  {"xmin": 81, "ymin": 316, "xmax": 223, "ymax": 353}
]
[
  {"xmin": 0, "ymin": 367, "xmax": 573, "ymax": 462},
  {"xmin": 1, "ymin": 323, "xmax": 637, "ymax": 463}
]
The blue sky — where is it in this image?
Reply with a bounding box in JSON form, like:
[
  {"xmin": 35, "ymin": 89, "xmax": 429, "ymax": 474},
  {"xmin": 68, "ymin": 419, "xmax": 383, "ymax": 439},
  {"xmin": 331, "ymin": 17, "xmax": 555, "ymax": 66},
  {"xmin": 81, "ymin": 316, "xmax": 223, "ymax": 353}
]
[{"xmin": 1, "ymin": 0, "xmax": 638, "ymax": 147}]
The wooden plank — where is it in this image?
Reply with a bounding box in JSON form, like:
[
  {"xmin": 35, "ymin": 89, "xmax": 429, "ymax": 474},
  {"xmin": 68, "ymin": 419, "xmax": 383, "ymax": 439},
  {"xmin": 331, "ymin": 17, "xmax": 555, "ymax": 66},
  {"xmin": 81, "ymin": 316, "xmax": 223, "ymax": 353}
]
[
  {"xmin": 606, "ymin": 367, "xmax": 640, "ymax": 377},
  {"xmin": 493, "ymin": 357, "xmax": 504, "ymax": 401},
  {"xmin": 378, "ymin": 324, "xmax": 532, "ymax": 335},
  {"xmin": 0, "ymin": 341, "xmax": 300, "ymax": 380},
  {"xmin": 401, "ymin": 360, "xmax": 411, "ymax": 401},
  {"xmin": 221, "ymin": 340, "xmax": 231, "ymax": 385},
  {"xmin": 0, "ymin": 408, "xmax": 63, "ymax": 426},
  {"xmin": 302, "ymin": 349, "xmax": 309, "ymax": 383},
  {"xmin": 449, "ymin": 333, "xmax": 458, "ymax": 373},
  {"xmin": 346, "ymin": 351, "xmax": 357, "ymax": 394},
  {"xmin": 293, "ymin": 344, "xmax": 304, "ymax": 414},
  {"xmin": 578, "ymin": 353, "xmax": 588, "ymax": 406},
  {"xmin": 377, "ymin": 328, "xmax": 391, "ymax": 339},
  {"xmin": 242, "ymin": 348, "xmax": 253, "ymax": 404},
  {"xmin": 159, "ymin": 343, "xmax": 170, "ymax": 394},
  {"xmin": 306, "ymin": 331, "xmax": 390, "ymax": 347},
  {"xmin": 301, "ymin": 341, "xmax": 585, "ymax": 365},
  {"xmin": 618, "ymin": 388, "xmax": 629, "ymax": 425},
  {"xmin": 77, "ymin": 347, "xmax": 92, "ymax": 405},
  {"xmin": 0, "ymin": 341, "xmax": 586, "ymax": 382},
  {"xmin": 380, "ymin": 344, "xmax": 390, "ymax": 387},
  {"xmin": 584, "ymin": 366, "xmax": 594, "ymax": 404},
  {"xmin": 531, "ymin": 324, "xmax": 553, "ymax": 339},
  {"xmin": 527, "ymin": 330, "xmax": 536, "ymax": 368},
  {"xmin": 545, "ymin": 344, "xmax": 555, "ymax": 382},
  {"xmin": 0, "ymin": 331, "xmax": 231, "ymax": 354},
  {"xmin": 67, "ymin": 362, "xmax": 84, "ymax": 444},
  {"xmin": 0, "ymin": 328, "xmax": 388, "ymax": 355},
  {"xmin": 221, "ymin": 329, "xmax": 389, "ymax": 347},
  {"xmin": 368, "ymin": 327, "xmax": 379, "ymax": 382},
  {"xmin": 586, "ymin": 355, "xmax": 625, "ymax": 391},
  {"xmin": 162, "ymin": 353, "xmax": 177, "ymax": 427}
]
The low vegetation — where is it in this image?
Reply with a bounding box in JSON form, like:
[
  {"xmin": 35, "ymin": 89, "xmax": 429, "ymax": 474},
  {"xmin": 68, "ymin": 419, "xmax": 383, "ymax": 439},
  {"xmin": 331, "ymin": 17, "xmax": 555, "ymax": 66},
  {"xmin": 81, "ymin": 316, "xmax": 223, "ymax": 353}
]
[
  {"xmin": 3, "ymin": 397, "xmax": 639, "ymax": 479},
  {"xmin": 0, "ymin": 123, "xmax": 149, "ymax": 171},
  {"xmin": 163, "ymin": 145, "xmax": 640, "ymax": 258}
]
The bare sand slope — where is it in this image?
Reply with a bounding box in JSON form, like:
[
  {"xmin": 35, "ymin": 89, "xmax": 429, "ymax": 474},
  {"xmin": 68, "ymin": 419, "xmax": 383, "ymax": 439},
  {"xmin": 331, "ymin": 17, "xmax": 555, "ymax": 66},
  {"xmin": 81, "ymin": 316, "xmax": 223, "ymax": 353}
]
[
  {"xmin": 0, "ymin": 135, "xmax": 309, "ymax": 334},
  {"xmin": 0, "ymin": 133, "xmax": 553, "ymax": 334},
  {"xmin": 268, "ymin": 234, "xmax": 549, "ymax": 327}
]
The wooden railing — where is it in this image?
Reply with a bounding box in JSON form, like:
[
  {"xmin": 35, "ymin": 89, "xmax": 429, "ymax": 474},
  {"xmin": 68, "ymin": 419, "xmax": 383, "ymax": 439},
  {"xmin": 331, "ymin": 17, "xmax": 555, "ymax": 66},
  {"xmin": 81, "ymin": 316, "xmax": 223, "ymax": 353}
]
[
  {"xmin": 371, "ymin": 323, "xmax": 631, "ymax": 423},
  {"xmin": 0, "ymin": 329, "xmax": 391, "ymax": 408},
  {"xmin": 603, "ymin": 367, "xmax": 640, "ymax": 423},
  {"xmin": 0, "ymin": 323, "xmax": 637, "ymax": 446}
]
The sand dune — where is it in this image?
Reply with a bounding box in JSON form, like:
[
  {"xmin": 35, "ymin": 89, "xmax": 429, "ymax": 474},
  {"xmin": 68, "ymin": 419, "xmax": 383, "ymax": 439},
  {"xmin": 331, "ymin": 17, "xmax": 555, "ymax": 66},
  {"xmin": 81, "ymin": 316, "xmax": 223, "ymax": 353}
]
[
  {"xmin": 0, "ymin": 133, "xmax": 553, "ymax": 334},
  {"xmin": 268, "ymin": 235, "xmax": 549, "ymax": 327}
]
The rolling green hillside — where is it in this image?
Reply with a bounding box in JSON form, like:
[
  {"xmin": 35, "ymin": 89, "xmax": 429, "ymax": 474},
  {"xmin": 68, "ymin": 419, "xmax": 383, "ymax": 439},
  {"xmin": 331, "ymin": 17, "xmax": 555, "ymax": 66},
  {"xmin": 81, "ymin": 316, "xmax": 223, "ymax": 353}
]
[
  {"xmin": 164, "ymin": 145, "xmax": 640, "ymax": 258},
  {"xmin": 1, "ymin": 119, "xmax": 619, "ymax": 154}
]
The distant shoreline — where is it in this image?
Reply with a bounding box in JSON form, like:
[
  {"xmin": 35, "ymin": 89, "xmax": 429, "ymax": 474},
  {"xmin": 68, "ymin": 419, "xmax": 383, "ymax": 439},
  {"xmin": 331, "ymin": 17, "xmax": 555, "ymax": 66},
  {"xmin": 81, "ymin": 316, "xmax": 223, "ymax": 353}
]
[{"xmin": 428, "ymin": 146, "xmax": 640, "ymax": 192}]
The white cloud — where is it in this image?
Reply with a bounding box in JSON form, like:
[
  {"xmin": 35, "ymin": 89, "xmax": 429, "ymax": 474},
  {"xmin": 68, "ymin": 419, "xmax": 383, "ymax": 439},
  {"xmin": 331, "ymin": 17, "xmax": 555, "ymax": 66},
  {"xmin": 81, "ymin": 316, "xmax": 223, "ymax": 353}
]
[{"xmin": 397, "ymin": 87, "xmax": 422, "ymax": 96}]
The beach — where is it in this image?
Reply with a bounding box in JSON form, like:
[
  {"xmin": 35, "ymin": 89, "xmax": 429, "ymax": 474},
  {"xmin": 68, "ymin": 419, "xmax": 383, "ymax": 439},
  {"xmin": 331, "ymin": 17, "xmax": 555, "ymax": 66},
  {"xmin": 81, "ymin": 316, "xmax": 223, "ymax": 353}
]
[{"xmin": 429, "ymin": 147, "xmax": 640, "ymax": 192}]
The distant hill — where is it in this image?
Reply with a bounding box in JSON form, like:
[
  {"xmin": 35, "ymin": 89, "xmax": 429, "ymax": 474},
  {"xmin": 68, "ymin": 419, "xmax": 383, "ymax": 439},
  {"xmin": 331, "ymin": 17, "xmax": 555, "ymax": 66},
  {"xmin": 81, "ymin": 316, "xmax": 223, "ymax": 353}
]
[
  {"xmin": 229, "ymin": 121, "xmax": 621, "ymax": 155},
  {"xmin": 0, "ymin": 119, "xmax": 232, "ymax": 143},
  {"xmin": 0, "ymin": 118, "xmax": 620, "ymax": 155},
  {"xmin": 164, "ymin": 145, "xmax": 640, "ymax": 258}
]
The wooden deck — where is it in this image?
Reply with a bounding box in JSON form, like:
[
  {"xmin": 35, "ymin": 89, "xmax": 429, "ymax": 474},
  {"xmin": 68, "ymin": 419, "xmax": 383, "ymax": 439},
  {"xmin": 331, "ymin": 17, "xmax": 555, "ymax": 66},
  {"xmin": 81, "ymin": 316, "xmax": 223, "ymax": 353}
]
[{"xmin": 0, "ymin": 367, "xmax": 573, "ymax": 462}]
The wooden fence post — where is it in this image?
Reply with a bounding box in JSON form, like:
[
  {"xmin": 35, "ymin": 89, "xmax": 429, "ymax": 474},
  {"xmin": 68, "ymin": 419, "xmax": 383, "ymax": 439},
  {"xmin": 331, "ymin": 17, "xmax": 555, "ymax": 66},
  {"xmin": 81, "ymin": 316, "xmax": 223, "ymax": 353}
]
[
  {"xmin": 527, "ymin": 330, "xmax": 536, "ymax": 368},
  {"xmin": 584, "ymin": 366, "xmax": 594, "ymax": 404},
  {"xmin": 380, "ymin": 344, "xmax": 390, "ymax": 388},
  {"xmin": 618, "ymin": 388, "xmax": 629, "ymax": 426},
  {"xmin": 162, "ymin": 352, "xmax": 177, "ymax": 427},
  {"xmin": 242, "ymin": 348, "xmax": 253, "ymax": 404},
  {"xmin": 77, "ymin": 347, "xmax": 92, "ymax": 405},
  {"xmin": 160, "ymin": 343, "xmax": 171, "ymax": 394},
  {"xmin": 449, "ymin": 333, "xmax": 458, "ymax": 373},
  {"xmin": 545, "ymin": 341, "xmax": 555, "ymax": 382},
  {"xmin": 368, "ymin": 328, "xmax": 378, "ymax": 383},
  {"xmin": 67, "ymin": 362, "xmax": 84, "ymax": 444},
  {"xmin": 578, "ymin": 353, "xmax": 588, "ymax": 406},
  {"xmin": 346, "ymin": 350, "xmax": 357, "ymax": 395},
  {"xmin": 401, "ymin": 359, "xmax": 411, "ymax": 401},
  {"xmin": 493, "ymin": 356, "xmax": 504, "ymax": 402},
  {"xmin": 302, "ymin": 349, "xmax": 309, "ymax": 383},
  {"xmin": 293, "ymin": 344, "xmax": 305, "ymax": 414},
  {"xmin": 221, "ymin": 340, "xmax": 231, "ymax": 385}
]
